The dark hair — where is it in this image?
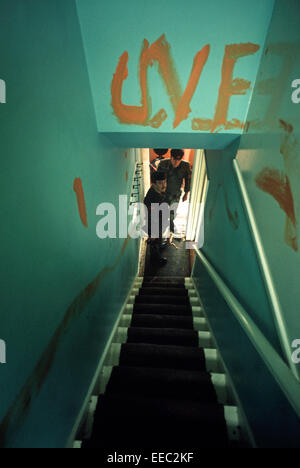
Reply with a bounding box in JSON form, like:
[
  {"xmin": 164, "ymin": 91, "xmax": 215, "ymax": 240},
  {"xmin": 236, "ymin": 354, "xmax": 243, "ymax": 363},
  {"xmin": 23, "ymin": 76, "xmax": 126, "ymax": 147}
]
[
  {"xmin": 171, "ymin": 149, "xmax": 184, "ymax": 160},
  {"xmin": 151, "ymin": 171, "xmax": 167, "ymax": 183},
  {"xmin": 153, "ymin": 148, "xmax": 168, "ymax": 157}
]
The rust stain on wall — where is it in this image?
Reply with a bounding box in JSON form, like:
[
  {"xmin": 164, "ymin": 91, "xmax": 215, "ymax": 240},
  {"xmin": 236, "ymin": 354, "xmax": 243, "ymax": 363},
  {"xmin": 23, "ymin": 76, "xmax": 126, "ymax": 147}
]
[
  {"xmin": 279, "ymin": 119, "xmax": 293, "ymax": 134},
  {"xmin": 209, "ymin": 183, "xmax": 222, "ymax": 221},
  {"xmin": 73, "ymin": 178, "xmax": 88, "ymax": 228},
  {"xmin": 209, "ymin": 183, "xmax": 239, "ymax": 229},
  {"xmin": 223, "ymin": 188, "xmax": 239, "ymax": 230},
  {"xmin": 0, "ymin": 236, "xmax": 132, "ymax": 447}
]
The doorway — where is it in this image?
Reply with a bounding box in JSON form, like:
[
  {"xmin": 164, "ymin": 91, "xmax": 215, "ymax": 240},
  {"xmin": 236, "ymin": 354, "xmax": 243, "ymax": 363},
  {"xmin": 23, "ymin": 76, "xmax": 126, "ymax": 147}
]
[{"xmin": 148, "ymin": 148, "xmax": 195, "ymax": 240}]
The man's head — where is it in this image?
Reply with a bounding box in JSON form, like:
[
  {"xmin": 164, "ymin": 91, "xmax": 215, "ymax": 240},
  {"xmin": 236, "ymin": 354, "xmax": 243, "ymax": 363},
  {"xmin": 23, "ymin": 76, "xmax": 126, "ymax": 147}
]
[
  {"xmin": 151, "ymin": 171, "xmax": 167, "ymax": 193},
  {"xmin": 154, "ymin": 148, "xmax": 168, "ymax": 159},
  {"xmin": 171, "ymin": 149, "xmax": 184, "ymax": 168}
]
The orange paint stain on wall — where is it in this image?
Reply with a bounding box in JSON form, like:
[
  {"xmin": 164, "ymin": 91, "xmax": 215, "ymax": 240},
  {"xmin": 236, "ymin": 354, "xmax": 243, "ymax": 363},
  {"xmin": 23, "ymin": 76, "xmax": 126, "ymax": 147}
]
[
  {"xmin": 73, "ymin": 178, "xmax": 88, "ymax": 228},
  {"xmin": 256, "ymin": 168, "xmax": 298, "ymax": 252}
]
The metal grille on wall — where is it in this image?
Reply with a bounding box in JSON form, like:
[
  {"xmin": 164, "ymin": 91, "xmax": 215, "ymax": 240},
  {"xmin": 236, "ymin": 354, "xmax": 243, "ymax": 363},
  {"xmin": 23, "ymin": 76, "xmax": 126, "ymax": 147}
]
[{"xmin": 129, "ymin": 157, "xmax": 144, "ymax": 206}]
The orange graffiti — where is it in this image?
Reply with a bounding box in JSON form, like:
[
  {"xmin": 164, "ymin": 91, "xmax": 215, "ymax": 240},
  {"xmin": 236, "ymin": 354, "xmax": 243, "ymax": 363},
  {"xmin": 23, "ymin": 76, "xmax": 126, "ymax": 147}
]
[
  {"xmin": 256, "ymin": 168, "xmax": 298, "ymax": 252},
  {"xmin": 111, "ymin": 35, "xmax": 259, "ymax": 130},
  {"xmin": 193, "ymin": 43, "xmax": 259, "ymax": 132},
  {"xmin": 173, "ymin": 44, "xmax": 210, "ymax": 128},
  {"xmin": 73, "ymin": 178, "xmax": 88, "ymax": 228}
]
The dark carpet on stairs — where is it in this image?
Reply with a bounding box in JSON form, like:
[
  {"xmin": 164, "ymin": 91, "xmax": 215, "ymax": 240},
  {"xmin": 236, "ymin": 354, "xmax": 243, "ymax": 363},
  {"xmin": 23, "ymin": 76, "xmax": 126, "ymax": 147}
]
[{"xmin": 83, "ymin": 275, "xmax": 230, "ymax": 449}]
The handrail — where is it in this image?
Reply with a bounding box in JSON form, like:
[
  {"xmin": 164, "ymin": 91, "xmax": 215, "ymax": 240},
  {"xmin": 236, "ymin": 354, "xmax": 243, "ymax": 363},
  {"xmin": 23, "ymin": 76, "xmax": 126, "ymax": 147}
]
[
  {"xmin": 233, "ymin": 159, "xmax": 299, "ymax": 380},
  {"xmin": 194, "ymin": 247, "xmax": 300, "ymax": 417}
]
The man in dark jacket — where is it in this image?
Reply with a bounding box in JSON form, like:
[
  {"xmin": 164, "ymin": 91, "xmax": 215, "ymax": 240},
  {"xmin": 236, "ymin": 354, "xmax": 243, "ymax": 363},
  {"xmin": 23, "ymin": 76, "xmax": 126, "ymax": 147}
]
[
  {"xmin": 150, "ymin": 148, "xmax": 168, "ymax": 175},
  {"xmin": 144, "ymin": 171, "xmax": 169, "ymax": 265},
  {"xmin": 157, "ymin": 149, "xmax": 192, "ymax": 235}
]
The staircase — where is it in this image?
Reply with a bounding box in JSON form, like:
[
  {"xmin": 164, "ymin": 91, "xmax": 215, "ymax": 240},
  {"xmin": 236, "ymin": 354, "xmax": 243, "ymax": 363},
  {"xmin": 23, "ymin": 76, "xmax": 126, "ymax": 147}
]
[{"xmin": 81, "ymin": 276, "xmax": 241, "ymax": 449}]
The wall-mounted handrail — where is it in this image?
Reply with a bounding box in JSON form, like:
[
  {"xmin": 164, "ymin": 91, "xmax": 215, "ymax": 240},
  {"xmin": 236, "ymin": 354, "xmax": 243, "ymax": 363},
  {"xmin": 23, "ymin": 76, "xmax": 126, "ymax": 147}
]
[
  {"xmin": 193, "ymin": 248, "xmax": 300, "ymax": 417},
  {"xmin": 233, "ymin": 159, "xmax": 299, "ymax": 380}
]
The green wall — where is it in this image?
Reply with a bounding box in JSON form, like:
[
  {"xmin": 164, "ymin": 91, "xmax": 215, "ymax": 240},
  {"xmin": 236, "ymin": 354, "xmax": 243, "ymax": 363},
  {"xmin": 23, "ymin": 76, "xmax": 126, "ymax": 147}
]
[
  {"xmin": 202, "ymin": 143, "xmax": 282, "ymax": 355},
  {"xmin": 237, "ymin": 0, "xmax": 300, "ymax": 374},
  {"xmin": 0, "ymin": 0, "xmax": 139, "ymax": 448},
  {"xmin": 192, "ymin": 0, "xmax": 300, "ymax": 446}
]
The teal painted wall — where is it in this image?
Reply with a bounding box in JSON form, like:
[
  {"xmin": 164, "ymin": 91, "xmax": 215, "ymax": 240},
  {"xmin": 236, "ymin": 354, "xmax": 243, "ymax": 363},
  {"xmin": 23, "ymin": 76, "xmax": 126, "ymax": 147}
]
[
  {"xmin": 202, "ymin": 143, "xmax": 283, "ymax": 356},
  {"xmin": 192, "ymin": 259, "xmax": 300, "ymax": 447},
  {"xmin": 192, "ymin": 0, "xmax": 300, "ymax": 446},
  {"xmin": 0, "ymin": 0, "xmax": 139, "ymax": 448},
  {"xmin": 237, "ymin": 0, "xmax": 300, "ymax": 369},
  {"xmin": 76, "ymin": 0, "xmax": 274, "ymax": 137}
]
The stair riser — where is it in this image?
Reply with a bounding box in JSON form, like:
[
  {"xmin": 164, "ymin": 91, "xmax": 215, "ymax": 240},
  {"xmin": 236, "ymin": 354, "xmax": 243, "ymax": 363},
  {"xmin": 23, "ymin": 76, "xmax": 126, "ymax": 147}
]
[
  {"xmin": 119, "ymin": 314, "xmax": 209, "ymax": 331},
  {"xmin": 105, "ymin": 343, "xmax": 224, "ymax": 374},
  {"xmin": 98, "ymin": 366, "xmax": 230, "ymax": 406}
]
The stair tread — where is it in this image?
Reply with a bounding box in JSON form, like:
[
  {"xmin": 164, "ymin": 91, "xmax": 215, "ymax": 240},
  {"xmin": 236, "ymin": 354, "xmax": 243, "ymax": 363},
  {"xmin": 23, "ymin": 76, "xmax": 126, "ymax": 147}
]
[
  {"xmin": 142, "ymin": 282, "xmax": 186, "ymax": 288},
  {"xmin": 127, "ymin": 327, "xmax": 199, "ymax": 347},
  {"xmin": 133, "ymin": 303, "xmax": 192, "ymax": 315},
  {"xmin": 84, "ymin": 394, "xmax": 228, "ymax": 448},
  {"xmin": 120, "ymin": 343, "xmax": 206, "ymax": 370},
  {"xmin": 130, "ymin": 314, "xmax": 194, "ymax": 329},
  {"xmin": 106, "ymin": 366, "xmax": 218, "ymax": 403},
  {"xmin": 135, "ymin": 295, "xmax": 190, "ymax": 305},
  {"xmin": 139, "ymin": 287, "xmax": 188, "ymax": 296},
  {"xmin": 143, "ymin": 276, "xmax": 186, "ymax": 281}
]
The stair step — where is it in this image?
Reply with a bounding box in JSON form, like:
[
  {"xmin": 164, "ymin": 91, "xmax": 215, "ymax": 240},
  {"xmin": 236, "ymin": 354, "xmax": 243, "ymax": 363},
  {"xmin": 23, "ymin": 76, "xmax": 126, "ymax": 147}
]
[
  {"xmin": 119, "ymin": 343, "xmax": 207, "ymax": 370},
  {"xmin": 83, "ymin": 394, "xmax": 229, "ymax": 448},
  {"xmin": 100, "ymin": 366, "xmax": 229, "ymax": 404},
  {"xmin": 138, "ymin": 287, "xmax": 189, "ymax": 297},
  {"xmin": 132, "ymin": 302, "xmax": 193, "ymax": 315},
  {"xmin": 142, "ymin": 282, "xmax": 186, "ymax": 289},
  {"xmin": 119, "ymin": 314, "xmax": 209, "ymax": 331},
  {"xmin": 125, "ymin": 314, "xmax": 194, "ymax": 329},
  {"xmin": 135, "ymin": 294, "xmax": 190, "ymax": 305},
  {"xmin": 114, "ymin": 326, "xmax": 199, "ymax": 347},
  {"xmin": 105, "ymin": 343, "xmax": 224, "ymax": 373},
  {"xmin": 128, "ymin": 303, "xmax": 203, "ymax": 317},
  {"xmin": 128, "ymin": 295, "xmax": 200, "ymax": 306},
  {"xmin": 143, "ymin": 277, "xmax": 186, "ymax": 284},
  {"xmin": 105, "ymin": 366, "xmax": 220, "ymax": 403},
  {"xmin": 113, "ymin": 327, "xmax": 214, "ymax": 348}
]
